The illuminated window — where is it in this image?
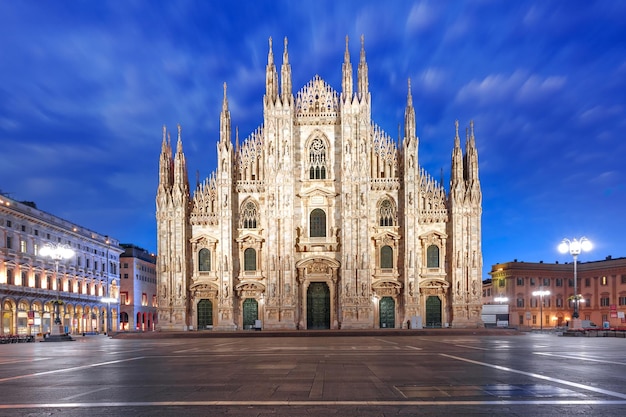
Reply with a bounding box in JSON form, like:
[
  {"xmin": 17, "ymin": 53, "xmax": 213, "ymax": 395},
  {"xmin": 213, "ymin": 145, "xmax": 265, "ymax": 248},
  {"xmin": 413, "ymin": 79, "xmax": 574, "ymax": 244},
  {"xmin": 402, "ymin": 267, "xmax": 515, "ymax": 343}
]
[
  {"xmin": 20, "ymin": 240, "xmax": 26, "ymax": 252},
  {"xmin": 601, "ymin": 276, "xmax": 608, "ymax": 286},
  {"xmin": 142, "ymin": 293, "xmax": 148, "ymax": 306}
]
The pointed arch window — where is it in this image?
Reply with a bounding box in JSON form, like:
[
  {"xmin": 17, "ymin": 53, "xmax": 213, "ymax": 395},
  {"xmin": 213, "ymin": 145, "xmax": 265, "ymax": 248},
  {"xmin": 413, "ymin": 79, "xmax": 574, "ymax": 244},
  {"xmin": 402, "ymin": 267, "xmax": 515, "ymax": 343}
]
[
  {"xmin": 310, "ymin": 209, "xmax": 326, "ymax": 237},
  {"xmin": 198, "ymin": 248, "xmax": 211, "ymax": 272},
  {"xmin": 241, "ymin": 201, "xmax": 258, "ymax": 229},
  {"xmin": 379, "ymin": 199, "xmax": 395, "ymax": 226},
  {"xmin": 427, "ymin": 245, "xmax": 440, "ymax": 268},
  {"xmin": 308, "ymin": 138, "xmax": 328, "ymax": 179},
  {"xmin": 244, "ymin": 248, "xmax": 257, "ymax": 271},
  {"xmin": 381, "ymin": 245, "xmax": 393, "ymax": 269}
]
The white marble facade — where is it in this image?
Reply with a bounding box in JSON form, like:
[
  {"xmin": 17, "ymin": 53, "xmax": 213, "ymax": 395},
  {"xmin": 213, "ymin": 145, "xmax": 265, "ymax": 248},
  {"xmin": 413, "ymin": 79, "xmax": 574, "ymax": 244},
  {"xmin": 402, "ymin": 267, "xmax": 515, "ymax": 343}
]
[{"xmin": 156, "ymin": 36, "xmax": 483, "ymax": 331}]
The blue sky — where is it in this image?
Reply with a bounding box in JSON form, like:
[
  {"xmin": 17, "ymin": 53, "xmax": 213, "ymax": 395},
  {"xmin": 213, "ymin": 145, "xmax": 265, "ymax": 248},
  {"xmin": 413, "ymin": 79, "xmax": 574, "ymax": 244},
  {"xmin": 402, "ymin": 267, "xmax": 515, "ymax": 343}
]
[{"xmin": 1, "ymin": 1, "xmax": 625, "ymax": 278}]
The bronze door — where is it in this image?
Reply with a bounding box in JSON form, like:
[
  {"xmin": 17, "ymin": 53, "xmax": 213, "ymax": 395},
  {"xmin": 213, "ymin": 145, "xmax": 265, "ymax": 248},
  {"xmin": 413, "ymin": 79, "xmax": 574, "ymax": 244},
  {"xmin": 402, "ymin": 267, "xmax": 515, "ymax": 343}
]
[
  {"xmin": 242, "ymin": 298, "xmax": 258, "ymax": 329},
  {"xmin": 379, "ymin": 296, "xmax": 395, "ymax": 328},
  {"xmin": 307, "ymin": 282, "xmax": 330, "ymax": 329},
  {"xmin": 425, "ymin": 296, "xmax": 442, "ymax": 328},
  {"xmin": 197, "ymin": 299, "xmax": 213, "ymax": 330}
]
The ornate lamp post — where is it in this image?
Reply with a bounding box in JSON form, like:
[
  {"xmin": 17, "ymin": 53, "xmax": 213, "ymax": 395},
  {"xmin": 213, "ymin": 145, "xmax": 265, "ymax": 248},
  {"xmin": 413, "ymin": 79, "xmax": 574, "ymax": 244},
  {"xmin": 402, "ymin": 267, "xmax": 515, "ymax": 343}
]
[
  {"xmin": 40, "ymin": 243, "xmax": 75, "ymax": 341},
  {"xmin": 558, "ymin": 238, "xmax": 591, "ymax": 321},
  {"xmin": 532, "ymin": 288, "xmax": 550, "ymax": 331}
]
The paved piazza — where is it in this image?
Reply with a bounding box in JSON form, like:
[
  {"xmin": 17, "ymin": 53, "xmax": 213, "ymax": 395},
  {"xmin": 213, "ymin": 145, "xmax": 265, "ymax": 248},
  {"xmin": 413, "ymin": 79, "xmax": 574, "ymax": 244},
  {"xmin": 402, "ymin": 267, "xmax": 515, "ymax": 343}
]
[{"xmin": 1, "ymin": 332, "xmax": 626, "ymax": 416}]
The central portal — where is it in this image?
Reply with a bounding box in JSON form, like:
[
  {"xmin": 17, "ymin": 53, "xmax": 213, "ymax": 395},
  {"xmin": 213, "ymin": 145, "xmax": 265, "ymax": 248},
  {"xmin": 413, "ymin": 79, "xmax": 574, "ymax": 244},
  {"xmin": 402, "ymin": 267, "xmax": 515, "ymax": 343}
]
[{"xmin": 307, "ymin": 282, "xmax": 330, "ymax": 329}]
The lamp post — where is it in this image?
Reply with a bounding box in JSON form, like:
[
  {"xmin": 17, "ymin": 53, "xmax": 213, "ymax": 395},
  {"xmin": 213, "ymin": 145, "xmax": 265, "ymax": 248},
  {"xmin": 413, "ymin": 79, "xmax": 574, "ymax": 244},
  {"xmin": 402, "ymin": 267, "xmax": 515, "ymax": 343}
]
[
  {"xmin": 558, "ymin": 237, "xmax": 592, "ymax": 321},
  {"xmin": 40, "ymin": 243, "xmax": 75, "ymax": 341},
  {"xmin": 532, "ymin": 288, "xmax": 550, "ymax": 331}
]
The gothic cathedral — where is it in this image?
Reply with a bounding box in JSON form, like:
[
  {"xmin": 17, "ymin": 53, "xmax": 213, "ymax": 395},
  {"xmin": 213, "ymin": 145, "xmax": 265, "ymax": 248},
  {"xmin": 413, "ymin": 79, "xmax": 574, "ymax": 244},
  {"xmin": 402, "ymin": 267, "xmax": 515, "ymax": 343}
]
[{"xmin": 156, "ymin": 36, "xmax": 483, "ymax": 331}]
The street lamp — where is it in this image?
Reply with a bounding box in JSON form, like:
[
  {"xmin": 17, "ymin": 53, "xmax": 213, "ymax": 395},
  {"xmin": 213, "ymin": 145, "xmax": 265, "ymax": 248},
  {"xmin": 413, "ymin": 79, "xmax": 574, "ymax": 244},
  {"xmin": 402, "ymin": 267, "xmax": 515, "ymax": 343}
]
[
  {"xmin": 558, "ymin": 237, "xmax": 592, "ymax": 320},
  {"xmin": 40, "ymin": 243, "xmax": 75, "ymax": 341},
  {"xmin": 532, "ymin": 288, "xmax": 550, "ymax": 331}
]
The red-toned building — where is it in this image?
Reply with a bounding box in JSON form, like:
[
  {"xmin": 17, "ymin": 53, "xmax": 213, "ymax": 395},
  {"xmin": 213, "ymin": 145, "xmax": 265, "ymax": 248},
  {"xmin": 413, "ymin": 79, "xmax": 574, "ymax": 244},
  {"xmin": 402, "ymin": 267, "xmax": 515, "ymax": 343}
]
[
  {"xmin": 484, "ymin": 256, "xmax": 626, "ymax": 329},
  {"xmin": 119, "ymin": 244, "xmax": 157, "ymax": 331}
]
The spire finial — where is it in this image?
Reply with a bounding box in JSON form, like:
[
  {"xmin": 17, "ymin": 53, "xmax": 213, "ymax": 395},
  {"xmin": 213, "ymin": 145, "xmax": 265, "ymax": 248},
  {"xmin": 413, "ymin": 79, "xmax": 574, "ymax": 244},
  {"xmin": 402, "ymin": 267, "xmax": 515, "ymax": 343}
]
[
  {"xmin": 407, "ymin": 78, "xmax": 413, "ymax": 106},
  {"xmin": 176, "ymin": 124, "xmax": 183, "ymax": 153},
  {"xmin": 360, "ymin": 34, "xmax": 365, "ymax": 61},
  {"xmin": 344, "ymin": 35, "xmax": 350, "ymax": 61},
  {"xmin": 222, "ymin": 82, "xmax": 228, "ymax": 110},
  {"xmin": 268, "ymin": 36, "xmax": 274, "ymax": 64},
  {"xmin": 470, "ymin": 120, "xmax": 475, "ymax": 138}
]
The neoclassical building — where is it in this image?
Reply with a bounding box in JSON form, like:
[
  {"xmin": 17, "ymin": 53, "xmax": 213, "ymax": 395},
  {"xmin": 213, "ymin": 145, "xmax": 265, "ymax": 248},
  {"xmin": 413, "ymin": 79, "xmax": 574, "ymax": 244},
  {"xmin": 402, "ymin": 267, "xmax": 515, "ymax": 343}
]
[
  {"xmin": 0, "ymin": 195, "xmax": 122, "ymax": 336},
  {"xmin": 156, "ymin": 36, "xmax": 483, "ymax": 331}
]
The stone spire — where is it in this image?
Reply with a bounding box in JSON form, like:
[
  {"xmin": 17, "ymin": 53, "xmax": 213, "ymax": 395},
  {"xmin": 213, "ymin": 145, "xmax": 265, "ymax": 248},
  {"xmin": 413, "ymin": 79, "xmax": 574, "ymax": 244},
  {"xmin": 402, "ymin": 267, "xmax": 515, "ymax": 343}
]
[
  {"xmin": 341, "ymin": 35, "xmax": 353, "ymax": 102},
  {"xmin": 451, "ymin": 120, "xmax": 464, "ymax": 188},
  {"xmin": 280, "ymin": 37, "xmax": 292, "ymax": 104},
  {"xmin": 404, "ymin": 78, "xmax": 416, "ymax": 146},
  {"xmin": 220, "ymin": 82, "xmax": 231, "ymax": 148},
  {"xmin": 158, "ymin": 125, "xmax": 173, "ymax": 191},
  {"xmin": 173, "ymin": 124, "xmax": 189, "ymax": 196},
  {"xmin": 265, "ymin": 37, "xmax": 278, "ymax": 104},
  {"xmin": 357, "ymin": 34, "xmax": 369, "ymax": 101}
]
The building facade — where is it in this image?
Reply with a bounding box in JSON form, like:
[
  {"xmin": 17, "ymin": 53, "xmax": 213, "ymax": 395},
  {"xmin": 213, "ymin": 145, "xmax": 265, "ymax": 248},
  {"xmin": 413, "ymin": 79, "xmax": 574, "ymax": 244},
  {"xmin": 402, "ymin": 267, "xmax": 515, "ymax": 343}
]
[
  {"xmin": 119, "ymin": 244, "xmax": 157, "ymax": 331},
  {"xmin": 156, "ymin": 37, "xmax": 484, "ymax": 331},
  {"xmin": 0, "ymin": 194, "xmax": 123, "ymax": 336},
  {"xmin": 485, "ymin": 257, "xmax": 626, "ymax": 329}
]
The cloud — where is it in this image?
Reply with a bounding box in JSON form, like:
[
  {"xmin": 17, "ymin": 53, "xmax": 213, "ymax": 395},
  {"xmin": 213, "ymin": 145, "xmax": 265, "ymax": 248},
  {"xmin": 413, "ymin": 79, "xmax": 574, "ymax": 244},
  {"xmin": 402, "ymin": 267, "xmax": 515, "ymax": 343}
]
[
  {"xmin": 456, "ymin": 71, "xmax": 566, "ymax": 106},
  {"xmin": 406, "ymin": 2, "xmax": 438, "ymax": 33}
]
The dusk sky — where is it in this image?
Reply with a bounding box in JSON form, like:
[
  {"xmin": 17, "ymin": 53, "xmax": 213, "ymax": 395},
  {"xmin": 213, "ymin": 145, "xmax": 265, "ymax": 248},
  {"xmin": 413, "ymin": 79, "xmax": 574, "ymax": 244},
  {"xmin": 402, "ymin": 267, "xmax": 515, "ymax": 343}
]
[{"xmin": 1, "ymin": 1, "xmax": 625, "ymax": 279}]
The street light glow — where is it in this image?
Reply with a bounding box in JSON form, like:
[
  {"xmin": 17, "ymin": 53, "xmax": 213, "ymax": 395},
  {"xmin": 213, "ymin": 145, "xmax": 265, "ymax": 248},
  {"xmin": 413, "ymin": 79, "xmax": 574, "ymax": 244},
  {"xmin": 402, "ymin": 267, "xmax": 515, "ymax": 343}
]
[
  {"xmin": 40, "ymin": 243, "xmax": 75, "ymax": 260},
  {"xmin": 40, "ymin": 243, "xmax": 75, "ymax": 340},
  {"xmin": 532, "ymin": 288, "xmax": 550, "ymax": 331},
  {"xmin": 559, "ymin": 237, "xmax": 592, "ymax": 322}
]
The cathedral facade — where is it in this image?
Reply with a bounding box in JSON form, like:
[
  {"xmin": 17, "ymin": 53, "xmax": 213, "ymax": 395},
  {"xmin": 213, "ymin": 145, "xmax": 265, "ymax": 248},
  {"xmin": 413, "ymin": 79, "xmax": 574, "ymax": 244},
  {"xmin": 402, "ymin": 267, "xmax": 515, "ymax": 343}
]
[{"xmin": 156, "ymin": 37, "xmax": 483, "ymax": 331}]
